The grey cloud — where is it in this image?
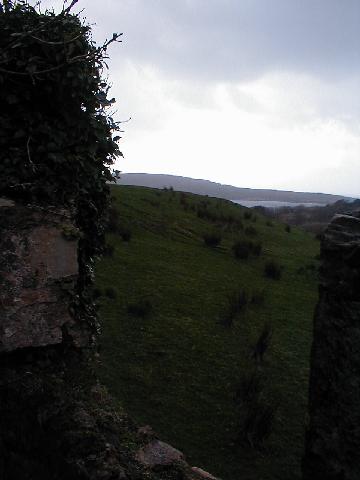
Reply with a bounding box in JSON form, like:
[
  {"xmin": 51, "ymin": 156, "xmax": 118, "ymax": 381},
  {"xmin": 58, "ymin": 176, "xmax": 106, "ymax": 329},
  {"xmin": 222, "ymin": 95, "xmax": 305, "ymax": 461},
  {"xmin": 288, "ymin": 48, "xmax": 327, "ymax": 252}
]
[
  {"xmin": 34, "ymin": 1, "xmax": 360, "ymax": 82},
  {"xmin": 33, "ymin": 0, "xmax": 360, "ymax": 125},
  {"xmin": 93, "ymin": 0, "xmax": 360, "ymax": 82}
]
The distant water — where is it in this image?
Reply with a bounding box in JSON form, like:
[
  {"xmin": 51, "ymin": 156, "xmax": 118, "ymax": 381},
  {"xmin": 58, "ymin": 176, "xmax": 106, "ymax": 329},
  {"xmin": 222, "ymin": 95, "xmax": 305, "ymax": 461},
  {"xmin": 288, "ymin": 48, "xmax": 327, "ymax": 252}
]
[{"xmin": 231, "ymin": 200, "xmax": 325, "ymax": 209}]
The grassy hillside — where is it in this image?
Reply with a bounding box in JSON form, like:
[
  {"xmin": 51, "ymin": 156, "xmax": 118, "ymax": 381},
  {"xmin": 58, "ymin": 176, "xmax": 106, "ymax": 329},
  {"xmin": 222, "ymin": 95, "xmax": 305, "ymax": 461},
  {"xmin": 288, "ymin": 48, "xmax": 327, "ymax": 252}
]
[{"xmin": 95, "ymin": 185, "xmax": 320, "ymax": 480}]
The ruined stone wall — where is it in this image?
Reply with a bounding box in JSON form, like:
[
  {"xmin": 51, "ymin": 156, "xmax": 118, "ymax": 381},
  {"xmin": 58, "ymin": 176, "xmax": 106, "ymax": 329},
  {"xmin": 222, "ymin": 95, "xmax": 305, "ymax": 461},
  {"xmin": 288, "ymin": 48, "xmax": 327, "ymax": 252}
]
[
  {"xmin": 0, "ymin": 199, "xmax": 219, "ymax": 480},
  {"xmin": 303, "ymin": 212, "xmax": 360, "ymax": 480},
  {"xmin": 0, "ymin": 199, "xmax": 89, "ymax": 353}
]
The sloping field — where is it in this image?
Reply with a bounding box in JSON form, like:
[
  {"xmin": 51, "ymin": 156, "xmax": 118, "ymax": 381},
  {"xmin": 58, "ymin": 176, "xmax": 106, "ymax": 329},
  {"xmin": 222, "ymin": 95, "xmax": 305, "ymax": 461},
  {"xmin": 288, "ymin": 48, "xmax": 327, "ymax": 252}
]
[{"xmin": 95, "ymin": 185, "xmax": 319, "ymax": 480}]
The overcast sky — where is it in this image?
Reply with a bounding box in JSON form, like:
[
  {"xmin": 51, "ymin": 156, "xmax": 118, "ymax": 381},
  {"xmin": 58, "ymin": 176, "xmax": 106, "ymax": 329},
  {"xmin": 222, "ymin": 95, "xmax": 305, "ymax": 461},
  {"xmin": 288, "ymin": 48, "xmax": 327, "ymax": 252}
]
[{"xmin": 32, "ymin": 0, "xmax": 360, "ymax": 196}]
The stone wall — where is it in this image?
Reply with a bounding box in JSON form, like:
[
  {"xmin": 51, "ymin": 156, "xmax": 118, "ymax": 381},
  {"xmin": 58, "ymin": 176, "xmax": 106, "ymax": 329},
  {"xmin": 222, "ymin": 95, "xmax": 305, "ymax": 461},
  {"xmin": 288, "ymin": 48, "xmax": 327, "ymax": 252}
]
[
  {"xmin": 0, "ymin": 199, "xmax": 221, "ymax": 480},
  {"xmin": 0, "ymin": 199, "xmax": 88, "ymax": 353},
  {"xmin": 303, "ymin": 212, "xmax": 360, "ymax": 479}
]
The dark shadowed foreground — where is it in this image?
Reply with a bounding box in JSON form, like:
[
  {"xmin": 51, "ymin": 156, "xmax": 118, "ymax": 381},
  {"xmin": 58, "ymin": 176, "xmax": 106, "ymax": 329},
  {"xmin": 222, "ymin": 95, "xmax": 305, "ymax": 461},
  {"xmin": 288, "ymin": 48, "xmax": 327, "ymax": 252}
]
[
  {"xmin": 304, "ymin": 211, "xmax": 360, "ymax": 480},
  {"xmin": 0, "ymin": 200, "xmax": 219, "ymax": 480}
]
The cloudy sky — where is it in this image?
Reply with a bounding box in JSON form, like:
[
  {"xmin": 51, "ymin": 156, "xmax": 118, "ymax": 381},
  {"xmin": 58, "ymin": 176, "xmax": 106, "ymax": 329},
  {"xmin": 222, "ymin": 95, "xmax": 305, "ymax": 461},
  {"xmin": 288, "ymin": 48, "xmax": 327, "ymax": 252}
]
[{"xmin": 32, "ymin": 0, "xmax": 359, "ymax": 196}]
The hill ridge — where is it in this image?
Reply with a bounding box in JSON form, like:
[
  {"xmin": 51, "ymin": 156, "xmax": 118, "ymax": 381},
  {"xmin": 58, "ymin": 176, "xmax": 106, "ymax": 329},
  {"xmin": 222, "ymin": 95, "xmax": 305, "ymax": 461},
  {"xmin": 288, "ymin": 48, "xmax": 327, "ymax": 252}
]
[{"xmin": 116, "ymin": 173, "xmax": 350, "ymax": 204}]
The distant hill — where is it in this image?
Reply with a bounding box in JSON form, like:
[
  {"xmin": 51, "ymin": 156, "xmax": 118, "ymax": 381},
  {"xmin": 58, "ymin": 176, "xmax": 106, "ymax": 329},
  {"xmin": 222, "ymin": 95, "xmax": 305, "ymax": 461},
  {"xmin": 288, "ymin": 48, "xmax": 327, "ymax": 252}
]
[{"xmin": 116, "ymin": 173, "xmax": 349, "ymax": 205}]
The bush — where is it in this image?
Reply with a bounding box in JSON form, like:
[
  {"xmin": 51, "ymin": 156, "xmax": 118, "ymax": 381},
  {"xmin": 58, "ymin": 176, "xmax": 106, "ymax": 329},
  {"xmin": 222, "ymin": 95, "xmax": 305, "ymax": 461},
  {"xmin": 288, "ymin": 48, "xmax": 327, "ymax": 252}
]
[
  {"xmin": 105, "ymin": 287, "xmax": 117, "ymax": 299},
  {"xmin": 0, "ymin": 1, "xmax": 123, "ymax": 338},
  {"xmin": 92, "ymin": 287, "xmax": 103, "ymax": 299},
  {"xmin": 103, "ymin": 244, "xmax": 114, "ymax": 257},
  {"xmin": 266, "ymin": 220, "xmax": 273, "ymax": 227},
  {"xmin": 234, "ymin": 370, "xmax": 277, "ymax": 449},
  {"xmin": 244, "ymin": 211, "xmax": 252, "ymax": 220},
  {"xmin": 107, "ymin": 206, "xmax": 121, "ymax": 233},
  {"xmin": 232, "ymin": 241, "xmax": 250, "ymax": 259},
  {"xmin": 127, "ymin": 299, "xmax": 153, "ymax": 318},
  {"xmin": 232, "ymin": 240, "xmax": 262, "ymax": 259},
  {"xmin": 240, "ymin": 401, "xmax": 277, "ymax": 449},
  {"xmin": 0, "ymin": 1, "xmax": 122, "ymax": 264},
  {"xmin": 107, "ymin": 204, "xmax": 131, "ymax": 241},
  {"xmin": 252, "ymin": 323, "xmax": 273, "ymax": 363},
  {"xmin": 179, "ymin": 193, "xmax": 188, "ymax": 207},
  {"xmin": 203, "ymin": 231, "xmax": 222, "ymax": 248},
  {"xmin": 120, "ymin": 229, "xmax": 132, "ymax": 242},
  {"xmin": 264, "ymin": 260, "xmax": 282, "ymax": 280},
  {"xmin": 250, "ymin": 289, "xmax": 265, "ymax": 306},
  {"xmin": 285, "ymin": 224, "xmax": 291, "ymax": 233},
  {"xmin": 244, "ymin": 226, "xmax": 258, "ymax": 236},
  {"xmin": 251, "ymin": 242, "xmax": 262, "ymax": 256},
  {"xmin": 222, "ymin": 290, "xmax": 248, "ymax": 327},
  {"xmin": 234, "ymin": 371, "xmax": 262, "ymax": 406},
  {"xmin": 235, "ymin": 219, "xmax": 244, "ymax": 230}
]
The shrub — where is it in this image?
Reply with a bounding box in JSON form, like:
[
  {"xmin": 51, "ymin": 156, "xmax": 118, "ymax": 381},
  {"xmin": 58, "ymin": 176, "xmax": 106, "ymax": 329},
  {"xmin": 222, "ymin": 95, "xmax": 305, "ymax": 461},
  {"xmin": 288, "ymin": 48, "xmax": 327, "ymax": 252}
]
[
  {"xmin": 232, "ymin": 241, "xmax": 250, "ymax": 259},
  {"xmin": 222, "ymin": 290, "xmax": 248, "ymax": 327},
  {"xmin": 264, "ymin": 261, "xmax": 282, "ymax": 280},
  {"xmin": 234, "ymin": 371, "xmax": 262, "ymax": 406},
  {"xmin": 245, "ymin": 226, "xmax": 258, "ymax": 236},
  {"xmin": 0, "ymin": 1, "xmax": 122, "ymax": 261},
  {"xmin": 203, "ymin": 231, "xmax": 222, "ymax": 248},
  {"xmin": 103, "ymin": 244, "xmax": 115, "ymax": 257},
  {"xmin": 234, "ymin": 370, "xmax": 277, "ymax": 449},
  {"xmin": 240, "ymin": 401, "xmax": 277, "ymax": 449},
  {"xmin": 244, "ymin": 211, "xmax": 252, "ymax": 220},
  {"xmin": 105, "ymin": 287, "xmax": 117, "ymax": 299},
  {"xmin": 285, "ymin": 224, "xmax": 291, "ymax": 233},
  {"xmin": 127, "ymin": 299, "xmax": 153, "ymax": 318},
  {"xmin": 0, "ymin": 1, "xmax": 123, "ymax": 336},
  {"xmin": 235, "ymin": 219, "xmax": 244, "ymax": 230},
  {"xmin": 107, "ymin": 206, "xmax": 121, "ymax": 234},
  {"xmin": 179, "ymin": 193, "xmax": 188, "ymax": 207},
  {"xmin": 252, "ymin": 323, "xmax": 273, "ymax": 363},
  {"xmin": 92, "ymin": 288, "xmax": 103, "ymax": 299},
  {"xmin": 250, "ymin": 289, "xmax": 265, "ymax": 306},
  {"xmin": 232, "ymin": 240, "xmax": 262, "ymax": 259},
  {"xmin": 266, "ymin": 220, "xmax": 273, "ymax": 227},
  {"xmin": 251, "ymin": 242, "xmax": 262, "ymax": 256},
  {"xmin": 120, "ymin": 229, "xmax": 132, "ymax": 242}
]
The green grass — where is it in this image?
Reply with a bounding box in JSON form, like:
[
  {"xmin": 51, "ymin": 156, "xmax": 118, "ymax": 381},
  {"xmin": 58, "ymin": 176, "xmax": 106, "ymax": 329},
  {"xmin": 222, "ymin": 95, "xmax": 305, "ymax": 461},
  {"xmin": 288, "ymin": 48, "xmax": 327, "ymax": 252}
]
[{"xmin": 95, "ymin": 185, "xmax": 319, "ymax": 480}]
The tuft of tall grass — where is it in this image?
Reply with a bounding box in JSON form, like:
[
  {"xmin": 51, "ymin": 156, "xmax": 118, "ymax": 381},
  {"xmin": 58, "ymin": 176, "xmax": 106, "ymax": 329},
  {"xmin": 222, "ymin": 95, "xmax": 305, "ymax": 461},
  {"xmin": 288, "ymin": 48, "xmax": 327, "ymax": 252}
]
[
  {"xmin": 264, "ymin": 261, "xmax": 282, "ymax": 280},
  {"xmin": 251, "ymin": 323, "xmax": 273, "ymax": 364},
  {"xmin": 234, "ymin": 370, "xmax": 278, "ymax": 449},
  {"xmin": 232, "ymin": 240, "xmax": 262, "ymax": 259},
  {"xmin": 222, "ymin": 290, "xmax": 248, "ymax": 327},
  {"xmin": 203, "ymin": 231, "xmax": 222, "ymax": 248},
  {"xmin": 127, "ymin": 299, "xmax": 153, "ymax": 318}
]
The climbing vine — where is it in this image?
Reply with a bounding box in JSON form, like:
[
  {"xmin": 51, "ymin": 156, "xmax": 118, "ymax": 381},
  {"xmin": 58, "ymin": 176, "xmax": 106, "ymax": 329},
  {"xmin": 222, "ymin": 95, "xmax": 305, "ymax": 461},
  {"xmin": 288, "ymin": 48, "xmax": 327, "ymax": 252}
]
[
  {"xmin": 0, "ymin": 0, "xmax": 121, "ymax": 244},
  {"xmin": 0, "ymin": 0, "xmax": 122, "ymax": 335}
]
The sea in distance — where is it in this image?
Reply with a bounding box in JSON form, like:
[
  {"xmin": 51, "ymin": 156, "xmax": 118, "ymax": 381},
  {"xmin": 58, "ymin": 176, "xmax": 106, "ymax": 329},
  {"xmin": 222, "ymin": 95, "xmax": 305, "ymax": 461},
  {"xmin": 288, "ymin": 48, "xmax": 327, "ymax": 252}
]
[{"xmin": 231, "ymin": 200, "xmax": 325, "ymax": 209}]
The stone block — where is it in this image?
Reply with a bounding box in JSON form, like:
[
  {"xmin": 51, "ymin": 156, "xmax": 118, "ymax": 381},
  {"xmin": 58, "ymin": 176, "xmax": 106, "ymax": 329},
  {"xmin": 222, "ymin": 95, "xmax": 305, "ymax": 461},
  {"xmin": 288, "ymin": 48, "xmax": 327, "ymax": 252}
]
[{"xmin": 0, "ymin": 200, "xmax": 80, "ymax": 352}]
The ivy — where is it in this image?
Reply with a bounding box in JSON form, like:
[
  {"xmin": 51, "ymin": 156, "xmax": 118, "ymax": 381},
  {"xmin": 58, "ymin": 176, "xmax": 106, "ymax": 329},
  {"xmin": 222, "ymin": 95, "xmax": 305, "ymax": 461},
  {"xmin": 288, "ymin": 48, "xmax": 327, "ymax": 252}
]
[{"xmin": 0, "ymin": 0, "xmax": 122, "ymax": 338}]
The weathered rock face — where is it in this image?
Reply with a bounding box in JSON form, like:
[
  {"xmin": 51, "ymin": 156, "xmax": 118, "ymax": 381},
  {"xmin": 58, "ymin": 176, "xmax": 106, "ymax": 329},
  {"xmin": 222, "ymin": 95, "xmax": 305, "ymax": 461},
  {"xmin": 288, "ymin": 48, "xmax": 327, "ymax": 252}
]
[
  {"xmin": 303, "ymin": 212, "xmax": 360, "ymax": 480},
  {"xmin": 136, "ymin": 440, "xmax": 185, "ymax": 468},
  {"xmin": 0, "ymin": 200, "xmax": 88, "ymax": 353}
]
